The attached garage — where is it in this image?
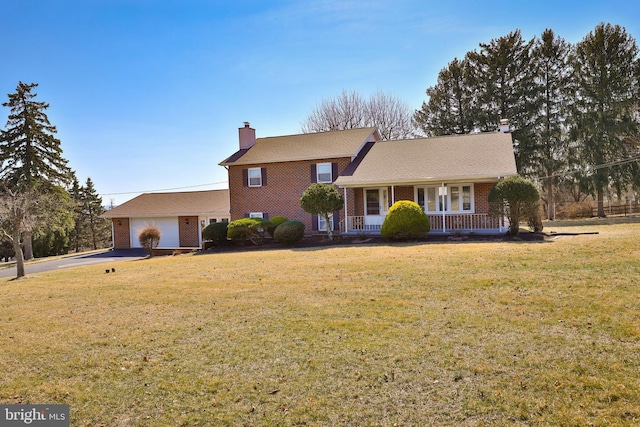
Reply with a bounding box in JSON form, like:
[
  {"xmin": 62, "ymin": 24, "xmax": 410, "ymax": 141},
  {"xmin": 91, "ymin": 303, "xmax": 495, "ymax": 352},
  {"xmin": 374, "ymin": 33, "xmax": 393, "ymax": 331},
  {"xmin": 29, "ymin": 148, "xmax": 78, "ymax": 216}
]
[
  {"xmin": 102, "ymin": 190, "xmax": 230, "ymax": 250},
  {"xmin": 129, "ymin": 217, "xmax": 179, "ymax": 249}
]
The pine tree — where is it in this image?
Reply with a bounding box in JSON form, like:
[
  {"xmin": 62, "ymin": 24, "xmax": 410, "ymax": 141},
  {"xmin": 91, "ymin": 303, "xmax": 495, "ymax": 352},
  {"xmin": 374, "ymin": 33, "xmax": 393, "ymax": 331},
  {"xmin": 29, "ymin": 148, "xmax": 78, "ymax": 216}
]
[
  {"xmin": 0, "ymin": 82, "xmax": 71, "ymax": 188},
  {"xmin": 414, "ymin": 58, "xmax": 476, "ymax": 136},
  {"xmin": 0, "ymin": 82, "xmax": 72, "ymax": 260},
  {"xmin": 80, "ymin": 177, "xmax": 109, "ymax": 250},
  {"xmin": 571, "ymin": 23, "xmax": 640, "ymax": 217},
  {"xmin": 527, "ymin": 29, "xmax": 574, "ymax": 219}
]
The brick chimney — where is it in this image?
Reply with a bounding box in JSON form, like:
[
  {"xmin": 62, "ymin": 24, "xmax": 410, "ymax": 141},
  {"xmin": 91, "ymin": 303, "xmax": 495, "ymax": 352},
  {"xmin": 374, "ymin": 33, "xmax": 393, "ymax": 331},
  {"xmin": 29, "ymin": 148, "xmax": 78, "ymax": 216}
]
[
  {"xmin": 239, "ymin": 122, "xmax": 256, "ymax": 149},
  {"xmin": 498, "ymin": 118, "xmax": 510, "ymax": 133}
]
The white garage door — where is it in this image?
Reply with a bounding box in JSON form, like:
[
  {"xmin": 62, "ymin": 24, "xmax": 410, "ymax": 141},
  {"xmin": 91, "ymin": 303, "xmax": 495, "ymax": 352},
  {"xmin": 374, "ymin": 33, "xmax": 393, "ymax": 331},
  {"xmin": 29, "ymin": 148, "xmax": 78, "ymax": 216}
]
[{"xmin": 130, "ymin": 217, "xmax": 180, "ymax": 248}]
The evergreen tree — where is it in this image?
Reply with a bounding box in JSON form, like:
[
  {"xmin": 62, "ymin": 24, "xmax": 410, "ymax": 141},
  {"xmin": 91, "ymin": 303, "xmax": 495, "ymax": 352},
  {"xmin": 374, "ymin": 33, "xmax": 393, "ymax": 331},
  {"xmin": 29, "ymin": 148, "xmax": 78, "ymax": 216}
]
[
  {"xmin": 0, "ymin": 82, "xmax": 71, "ymax": 188},
  {"xmin": 0, "ymin": 82, "xmax": 72, "ymax": 260},
  {"xmin": 527, "ymin": 29, "xmax": 575, "ymax": 219},
  {"xmin": 68, "ymin": 175, "xmax": 84, "ymax": 253},
  {"xmin": 414, "ymin": 58, "xmax": 476, "ymax": 136},
  {"xmin": 570, "ymin": 23, "xmax": 640, "ymax": 217},
  {"xmin": 80, "ymin": 177, "xmax": 110, "ymax": 250},
  {"xmin": 465, "ymin": 30, "xmax": 537, "ymax": 149}
]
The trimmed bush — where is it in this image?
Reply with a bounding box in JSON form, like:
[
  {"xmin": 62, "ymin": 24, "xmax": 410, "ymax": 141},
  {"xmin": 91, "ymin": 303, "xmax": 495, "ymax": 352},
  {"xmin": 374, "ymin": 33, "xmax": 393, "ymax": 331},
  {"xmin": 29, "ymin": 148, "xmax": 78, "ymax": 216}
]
[
  {"xmin": 267, "ymin": 216, "xmax": 288, "ymax": 236},
  {"xmin": 227, "ymin": 218, "xmax": 272, "ymax": 245},
  {"xmin": 138, "ymin": 226, "xmax": 161, "ymax": 256},
  {"xmin": 202, "ymin": 222, "xmax": 229, "ymax": 246},
  {"xmin": 488, "ymin": 175, "xmax": 540, "ymax": 236},
  {"xmin": 273, "ymin": 220, "xmax": 305, "ymax": 244},
  {"xmin": 381, "ymin": 200, "xmax": 430, "ymax": 240}
]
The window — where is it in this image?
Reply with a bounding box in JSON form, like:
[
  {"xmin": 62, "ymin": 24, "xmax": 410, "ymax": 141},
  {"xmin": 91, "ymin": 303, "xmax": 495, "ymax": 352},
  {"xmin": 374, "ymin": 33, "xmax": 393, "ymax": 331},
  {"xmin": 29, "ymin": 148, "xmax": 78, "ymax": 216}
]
[
  {"xmin": 248, "ymin": 168, "xmax": 262, "ymax": 187},
  {"xmin": 318, "ymin": 213, "xmax": 334, "ymax": 231},
  {"xmin": 366, "ymin": 189, "xmax": 380, "ymax": 215},
  {"xmin": 415, "ymin": 184, "xmax": 474, "ymax": 213},
  {"xmin": 249, "ymin": 212, "xmax": 264, "ymax": 219},
  {"xmin": 316, "ymin": 163, "xmax": 332, "ymax": 183}
]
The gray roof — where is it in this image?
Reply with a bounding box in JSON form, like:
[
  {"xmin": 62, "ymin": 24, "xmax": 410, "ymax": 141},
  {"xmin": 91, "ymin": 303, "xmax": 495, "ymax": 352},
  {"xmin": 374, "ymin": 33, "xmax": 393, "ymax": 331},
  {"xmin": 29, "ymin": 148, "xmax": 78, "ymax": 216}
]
[
  {"xmin": 102, "ymin": 189, "xmax": 229, "ymax": 218},
  {"xmin": 334, "ymin": 132, "xmax": 517, "ymax": 187},
  {"xmin": 219, "ymin": 127, "xmax": 379, "ymax": 166}
]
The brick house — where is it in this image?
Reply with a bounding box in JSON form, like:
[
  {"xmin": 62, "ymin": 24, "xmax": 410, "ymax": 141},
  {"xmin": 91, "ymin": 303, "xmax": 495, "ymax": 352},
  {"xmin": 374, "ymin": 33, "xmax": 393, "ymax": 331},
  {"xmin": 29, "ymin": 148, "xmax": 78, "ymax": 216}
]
[
  {"xmin": 102, "ymin": 189, "xmax": 230, "ymax": 249},
  {"xmin": 219, "ymin": 123, "xmax": 380, "ymax": 233},
  {"xmin": 220, "ymin": 123, "xmax": 517, "ymax": 235}
]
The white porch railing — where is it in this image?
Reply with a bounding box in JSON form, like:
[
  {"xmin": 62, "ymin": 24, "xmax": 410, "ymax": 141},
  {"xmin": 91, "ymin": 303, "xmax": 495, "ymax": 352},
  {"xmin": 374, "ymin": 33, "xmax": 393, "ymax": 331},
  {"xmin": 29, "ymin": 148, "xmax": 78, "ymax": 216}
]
[{"xmin": 342, "ymin": 214, "xmax": 503, "ymax": 234}]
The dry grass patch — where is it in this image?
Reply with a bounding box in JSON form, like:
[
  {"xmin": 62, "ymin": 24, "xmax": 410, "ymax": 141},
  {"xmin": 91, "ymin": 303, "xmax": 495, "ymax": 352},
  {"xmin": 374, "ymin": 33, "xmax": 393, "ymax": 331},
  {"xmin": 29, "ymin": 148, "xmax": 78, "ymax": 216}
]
[{"xmin": 1, "ymin": 222, "xmax": 640, "ymax": 425}]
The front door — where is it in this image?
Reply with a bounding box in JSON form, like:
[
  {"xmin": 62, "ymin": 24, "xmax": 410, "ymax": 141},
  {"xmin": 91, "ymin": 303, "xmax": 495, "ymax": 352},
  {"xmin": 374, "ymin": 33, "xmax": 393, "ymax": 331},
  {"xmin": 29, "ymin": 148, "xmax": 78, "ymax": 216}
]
[{"xmin": 364, "ymin": 188, "xmax": 388, "ymax": 229}]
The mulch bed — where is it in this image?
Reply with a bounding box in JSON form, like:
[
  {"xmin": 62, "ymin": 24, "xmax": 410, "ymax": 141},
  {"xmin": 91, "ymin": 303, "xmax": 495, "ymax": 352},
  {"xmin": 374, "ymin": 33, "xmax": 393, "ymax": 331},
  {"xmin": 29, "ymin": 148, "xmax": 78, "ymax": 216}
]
[{"xmin": 198, "ymin": 230, "xmax": 552, "ymax": 255}]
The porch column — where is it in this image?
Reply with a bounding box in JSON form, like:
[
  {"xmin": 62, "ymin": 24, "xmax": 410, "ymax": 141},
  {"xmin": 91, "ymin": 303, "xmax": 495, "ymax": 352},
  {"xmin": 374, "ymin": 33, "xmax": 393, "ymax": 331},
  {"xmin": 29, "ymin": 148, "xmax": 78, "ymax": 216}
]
[
  {"xmin": 391, "ymin": 185, "xmax": 395, "ymax": 205},
  {"xmin": 343, "ymin": 187, "xmax": 349, "ymax": 233},
  {"xmin": 441, "ymin": 182, "xmax": 446, "ymax": 233}
]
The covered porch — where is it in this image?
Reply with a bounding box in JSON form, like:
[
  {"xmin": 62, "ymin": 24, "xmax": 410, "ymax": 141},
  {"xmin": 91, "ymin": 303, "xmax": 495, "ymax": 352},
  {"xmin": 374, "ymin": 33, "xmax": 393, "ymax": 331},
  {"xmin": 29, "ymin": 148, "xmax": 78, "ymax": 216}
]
[{"xmin": 341, "ymin": 213, "xmax": 506, "ymax": 235}]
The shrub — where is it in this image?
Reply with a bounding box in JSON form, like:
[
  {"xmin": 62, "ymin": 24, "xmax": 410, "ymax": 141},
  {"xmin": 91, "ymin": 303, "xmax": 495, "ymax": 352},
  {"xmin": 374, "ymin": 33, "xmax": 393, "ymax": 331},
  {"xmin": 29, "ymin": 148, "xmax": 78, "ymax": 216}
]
[
  {"xmin": 0, "ymin": 240, "xmax": 15, "ymax": 262},
  {"xmin": 202, "ymin": 222, "xmax": 229, "ymax": 246},
  {"xmin": 273, "ymin": 220, "xmax": 305, "ymax": 244},
  {"xmin": 528, "ymin": 203, "xmax": 544, "ymax": 232},
  {"xmin": 267, "ymin": 216, "xmax": 288, "ymax": 236},
  {"xmin": 381, "ymin": 200, "xmax": 430, "ymax": 240},
  {"xmin": 138, "ymin": 226, "xmax": 161, "ymax": 256},
  {"xmin": 488, "ymin": 175, "xmax": 540, "ymax": 236},
  {"xmin": 300, "ymin": 183, "xmax": 344, "ymax": 240},
  {"xmin": 227, "ymin": 218, "xmax": 272, "ymax": 245}
]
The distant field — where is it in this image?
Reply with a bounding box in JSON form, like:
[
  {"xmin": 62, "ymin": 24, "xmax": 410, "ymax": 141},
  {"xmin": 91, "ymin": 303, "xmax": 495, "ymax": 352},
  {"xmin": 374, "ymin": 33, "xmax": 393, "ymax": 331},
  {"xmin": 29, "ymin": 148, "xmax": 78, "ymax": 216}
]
[{"xmin": 1, "ymin": 220, "xmax": 639, "ymax": 426}]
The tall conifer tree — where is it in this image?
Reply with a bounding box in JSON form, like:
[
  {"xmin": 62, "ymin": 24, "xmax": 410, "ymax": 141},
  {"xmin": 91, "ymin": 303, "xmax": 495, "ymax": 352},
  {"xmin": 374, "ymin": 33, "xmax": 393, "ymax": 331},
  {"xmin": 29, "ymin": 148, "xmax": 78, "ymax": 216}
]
[
  {"xmin": 0, "ymin": 82, "xmax": 72, "ymax": 260},
  {"xmin": 414, "ymin": 58, "xmax": 476, "ymax": 136},
  {"xmin": 527, "ymin": 29, "xmax": 574, "ymax": 219},
  {"xmin": 571, "ymin": 23, "xmax": 640, "ymax": 217}
]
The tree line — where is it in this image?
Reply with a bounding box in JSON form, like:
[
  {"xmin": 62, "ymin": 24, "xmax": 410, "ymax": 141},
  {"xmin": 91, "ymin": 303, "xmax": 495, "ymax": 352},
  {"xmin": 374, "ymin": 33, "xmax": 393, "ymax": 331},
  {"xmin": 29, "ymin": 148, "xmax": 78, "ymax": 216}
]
[
  {"xmin": 0, "ymin": 82, "xmax": 111, "ymax": 278},
  {"xmin": 303, "ymin": 23, "xmax": 640, "ymax": 219}
]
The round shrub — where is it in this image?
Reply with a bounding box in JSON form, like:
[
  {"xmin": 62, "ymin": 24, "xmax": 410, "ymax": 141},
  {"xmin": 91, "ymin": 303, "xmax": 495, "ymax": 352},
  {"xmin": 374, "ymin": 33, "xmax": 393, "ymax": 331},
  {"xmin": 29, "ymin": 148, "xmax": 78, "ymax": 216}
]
[
  {"xmin": 202, "ymin": 222, "xmax": 229, "ymax": 246},
  {"xmin": 273, "ymin": 220, "xmax": 305, "ymax": 244},
  {"xmin": 267, "ymin": 215, "xmax": 288, "ymax": 236},
  {"xmin": 381, "ymin": 200, "xmax": 430, "ymax": 240},
  {"xmin": 227, "ymin": 218, "xmax": 272, "ymax": 245},
  {"xmin": 138, "ymin": 226, "xmax": 161, "ymax": 256}
]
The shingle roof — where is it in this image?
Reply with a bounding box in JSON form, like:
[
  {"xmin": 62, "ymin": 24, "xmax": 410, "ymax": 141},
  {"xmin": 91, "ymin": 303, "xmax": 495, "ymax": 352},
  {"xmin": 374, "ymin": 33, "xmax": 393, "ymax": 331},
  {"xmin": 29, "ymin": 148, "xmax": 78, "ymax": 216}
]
[
  {"xmin": 101, "ymin": 189, "xmax": 229, "ymax": 218},
  {"xmin": 219, "ymin": 127, "xmax": 379, "ymax": 166},
  {"xmin": 334, "ymin": 132, "xmax": 517, "ymax": 187}
]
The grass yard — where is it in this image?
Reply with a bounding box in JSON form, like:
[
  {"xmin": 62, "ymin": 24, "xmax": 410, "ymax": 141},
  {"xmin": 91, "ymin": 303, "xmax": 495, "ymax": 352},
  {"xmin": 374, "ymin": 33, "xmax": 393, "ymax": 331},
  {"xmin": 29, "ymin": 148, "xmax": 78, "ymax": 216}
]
[{"xmin": 1, "ymin": 220, "xmax": 640, "ymax": 426}]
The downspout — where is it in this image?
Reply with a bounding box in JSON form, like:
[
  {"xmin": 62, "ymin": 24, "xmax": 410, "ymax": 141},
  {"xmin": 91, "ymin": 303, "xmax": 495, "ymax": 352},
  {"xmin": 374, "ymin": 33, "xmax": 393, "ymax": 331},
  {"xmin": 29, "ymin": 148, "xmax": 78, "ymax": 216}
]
[{"xmin": 391, "ymin": 185, "xmax": 395, "ymax": 205}]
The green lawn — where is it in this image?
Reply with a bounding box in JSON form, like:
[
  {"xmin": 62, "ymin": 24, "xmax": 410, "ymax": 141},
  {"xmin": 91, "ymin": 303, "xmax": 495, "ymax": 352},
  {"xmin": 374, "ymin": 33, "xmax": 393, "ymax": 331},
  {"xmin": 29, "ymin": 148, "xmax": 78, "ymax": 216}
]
[{"xmin": 1, "ymin": 220, "xmax": 639, "ymax": 426}]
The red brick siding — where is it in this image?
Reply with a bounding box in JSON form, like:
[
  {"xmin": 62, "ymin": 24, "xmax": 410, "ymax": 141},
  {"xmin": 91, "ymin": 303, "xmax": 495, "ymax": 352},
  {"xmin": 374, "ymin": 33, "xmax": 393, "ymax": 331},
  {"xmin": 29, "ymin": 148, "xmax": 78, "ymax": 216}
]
[
  {"xmin": 228, "ymin": 157, "xmax": 352, "ymax": 234},
  {"xmin": 393, "ymin": 186, "xmax": 414, "ymax": 203},
  {"xmin": 474, "ymin": 182, "xmax": 494, "ymax": 214},
  {"xmin": 178, "ymin": 216, "xmax": 199, "ymax": 247},
  {"xmin": 112, "ymin": 218, "xmax": 131, "ymax": 249}
]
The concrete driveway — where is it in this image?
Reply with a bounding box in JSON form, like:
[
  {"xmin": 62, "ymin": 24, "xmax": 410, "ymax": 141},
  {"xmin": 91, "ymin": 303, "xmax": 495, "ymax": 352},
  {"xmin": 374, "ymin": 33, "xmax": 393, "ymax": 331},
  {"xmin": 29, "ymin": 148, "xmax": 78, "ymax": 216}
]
[{"xmin": 0, "ymin": 249, "xmax": 148, "ymax": 279}]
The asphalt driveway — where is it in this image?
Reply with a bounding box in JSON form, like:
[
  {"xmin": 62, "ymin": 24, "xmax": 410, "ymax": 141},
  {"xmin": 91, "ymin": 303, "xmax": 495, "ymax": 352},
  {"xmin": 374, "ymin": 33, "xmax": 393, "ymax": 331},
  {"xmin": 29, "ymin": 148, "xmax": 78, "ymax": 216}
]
[{"xmin": 0, "ymin": 248, "xmax": 147, "ymax": 279}]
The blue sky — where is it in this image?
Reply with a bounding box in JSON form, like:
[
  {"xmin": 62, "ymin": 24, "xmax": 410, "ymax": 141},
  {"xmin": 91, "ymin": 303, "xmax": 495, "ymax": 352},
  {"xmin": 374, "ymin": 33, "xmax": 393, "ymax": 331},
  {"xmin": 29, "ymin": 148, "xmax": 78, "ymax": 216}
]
[{"xmin": 1, "ymin": 0, "xmax": 639, "ymax": 205}]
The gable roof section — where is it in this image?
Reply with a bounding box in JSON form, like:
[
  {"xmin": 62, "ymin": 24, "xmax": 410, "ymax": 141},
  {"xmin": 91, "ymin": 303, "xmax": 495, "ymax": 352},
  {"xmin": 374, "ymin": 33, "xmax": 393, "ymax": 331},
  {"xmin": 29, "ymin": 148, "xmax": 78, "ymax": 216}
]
[
  {"xmin": 102, "ymin": 189, "xmax": 229, "ymax": 218},
  {"xmin": 334, "ymin": 132, "xmax": 517, "ymax": 187},
  {"xmin": 219, "ymin": 127, "xmax": 379, "ymax": 166}
]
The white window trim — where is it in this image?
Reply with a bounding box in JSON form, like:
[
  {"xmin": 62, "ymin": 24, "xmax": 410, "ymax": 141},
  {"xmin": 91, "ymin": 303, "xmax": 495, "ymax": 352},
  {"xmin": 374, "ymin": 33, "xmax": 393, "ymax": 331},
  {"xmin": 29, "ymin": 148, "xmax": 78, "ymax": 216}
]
[
  {"xmin": 248, "ymin": 167, "xmax": 262, "ymax": 187},
  {"xmin": 415, "ymin": 183, "xmax": 475, "ymax": 214},
  {"xmin": 318, "ymin": 213, "xmax": 334, "ymax": 231},
  {"xmin": 316, "ymin": 162, "xmax": 333, "ymax": 183}
]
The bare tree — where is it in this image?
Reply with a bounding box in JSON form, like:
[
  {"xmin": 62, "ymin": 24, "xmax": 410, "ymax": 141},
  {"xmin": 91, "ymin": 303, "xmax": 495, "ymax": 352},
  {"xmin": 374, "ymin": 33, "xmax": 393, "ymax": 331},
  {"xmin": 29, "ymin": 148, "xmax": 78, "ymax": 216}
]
[
  {"xmin": 301, "ymin": 90, "xmax": 417, "ymax": 140},
  {"xmin": 0, "ymin": 187, "xmax": 49, "ymax": 278}
]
